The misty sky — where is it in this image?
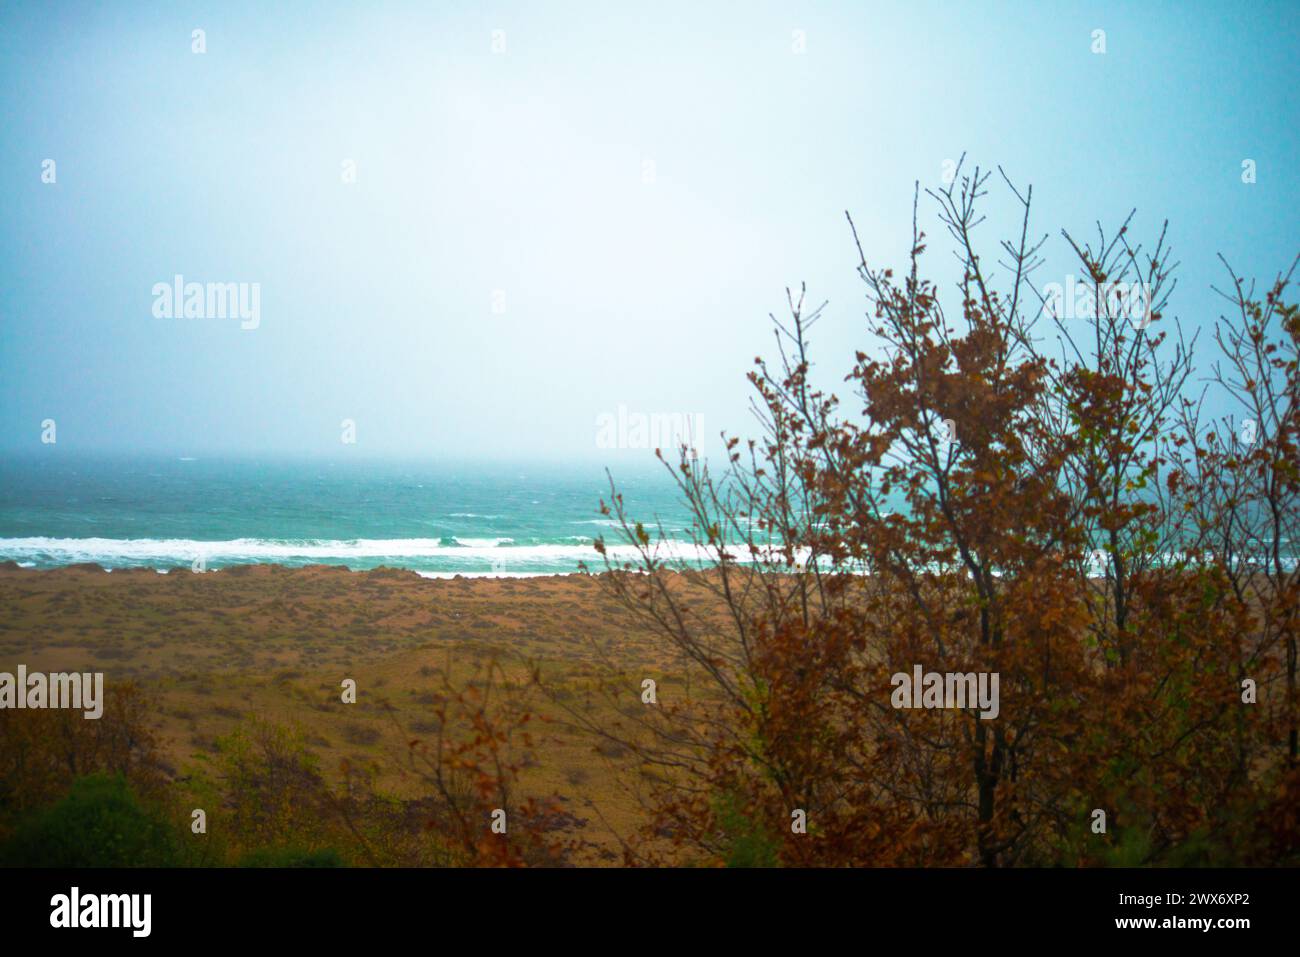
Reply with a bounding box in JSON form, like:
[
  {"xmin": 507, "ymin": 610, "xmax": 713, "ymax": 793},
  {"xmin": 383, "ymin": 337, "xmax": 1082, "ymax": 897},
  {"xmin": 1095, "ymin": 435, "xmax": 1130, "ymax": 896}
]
[{"xmin": 1, "ymin": 1, "xmax": 1296, "ymax": 463}]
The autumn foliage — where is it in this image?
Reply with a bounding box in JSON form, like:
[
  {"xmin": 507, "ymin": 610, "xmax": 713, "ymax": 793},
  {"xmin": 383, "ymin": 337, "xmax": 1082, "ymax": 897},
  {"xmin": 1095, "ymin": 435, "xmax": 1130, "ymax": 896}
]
[{"xmin": 594, "ymin": 161, "xmax": 1300, "ymax": 866}]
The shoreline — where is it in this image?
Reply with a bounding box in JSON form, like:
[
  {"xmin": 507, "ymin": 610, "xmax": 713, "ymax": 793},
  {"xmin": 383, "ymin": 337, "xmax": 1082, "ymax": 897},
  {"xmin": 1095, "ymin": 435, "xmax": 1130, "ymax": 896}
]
[{"xmin": 2, "ymin": 561, "xmax": 586, "ymax": 580}]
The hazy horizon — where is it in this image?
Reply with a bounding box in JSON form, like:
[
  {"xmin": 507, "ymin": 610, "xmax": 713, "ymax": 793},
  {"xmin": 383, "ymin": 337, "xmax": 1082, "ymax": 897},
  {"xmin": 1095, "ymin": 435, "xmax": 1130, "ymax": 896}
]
[{"xmin": 3, "ymin": 0, "xmax": 1298, "ymax": 464}]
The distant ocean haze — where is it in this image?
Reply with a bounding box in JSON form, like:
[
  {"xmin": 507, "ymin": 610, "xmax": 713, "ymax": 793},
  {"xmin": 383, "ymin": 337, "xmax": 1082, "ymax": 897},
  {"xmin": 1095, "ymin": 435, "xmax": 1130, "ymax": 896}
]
[{"xmin": 0, "ymin": 455, "xmax": 696, "ymax": 576}]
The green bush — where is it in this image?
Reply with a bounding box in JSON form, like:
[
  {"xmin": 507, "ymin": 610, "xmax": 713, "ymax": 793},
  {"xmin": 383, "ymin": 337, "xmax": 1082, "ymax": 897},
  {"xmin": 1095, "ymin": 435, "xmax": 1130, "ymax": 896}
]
[
  {"xmin": 713, "ymin": 792, "xmax": 779, "ymax": 868},
  {"xmin": 0, "ymin": 772, "xmax": 179, "ymax": 867},
  {"xmin": 237, "ymin": 846, "xmax": 344, "ymax": 868}
]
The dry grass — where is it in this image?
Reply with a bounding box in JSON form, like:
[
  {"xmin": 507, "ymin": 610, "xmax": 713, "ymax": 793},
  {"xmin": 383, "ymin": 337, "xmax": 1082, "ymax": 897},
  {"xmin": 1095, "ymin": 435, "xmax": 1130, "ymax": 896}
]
[{"xmin": 0, "ymin": 562, "xmax": 692, "ymax": 862}]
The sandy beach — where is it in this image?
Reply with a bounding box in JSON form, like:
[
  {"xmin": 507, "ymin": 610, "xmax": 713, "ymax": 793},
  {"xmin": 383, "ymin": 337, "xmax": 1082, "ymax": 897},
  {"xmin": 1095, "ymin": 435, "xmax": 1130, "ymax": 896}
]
[{"xmin": 0, "ymin": 561, "xmax": 682, "ymax": 862}]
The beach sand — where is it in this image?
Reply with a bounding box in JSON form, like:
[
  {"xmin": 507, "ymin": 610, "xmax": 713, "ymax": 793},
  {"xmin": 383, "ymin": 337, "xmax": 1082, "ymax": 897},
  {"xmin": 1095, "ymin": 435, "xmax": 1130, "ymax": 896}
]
[{"xmin": 0, "ymin": 561, "xmax": 687, "ymax": 862}]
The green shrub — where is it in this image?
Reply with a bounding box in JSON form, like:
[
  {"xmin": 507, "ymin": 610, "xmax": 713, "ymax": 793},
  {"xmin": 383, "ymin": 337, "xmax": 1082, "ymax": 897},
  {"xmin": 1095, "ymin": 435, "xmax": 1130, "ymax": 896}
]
[
  {"xmin": 237, "ymin": 846, "xmax": 344, "ymax": 867},
  {"xmin": 714, "ymin": 792, "xmax": 779, "ymax": 868},
  {"xmin": 0, "ymin": 772, "xmax": 179, "ymax": 867}
]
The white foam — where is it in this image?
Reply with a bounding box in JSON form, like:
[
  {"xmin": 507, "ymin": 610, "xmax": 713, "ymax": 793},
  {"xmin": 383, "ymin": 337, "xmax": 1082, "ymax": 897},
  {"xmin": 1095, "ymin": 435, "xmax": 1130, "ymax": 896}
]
[{"xmin": 0, "ymin": 535, "xmax": 726, "ymax": 569}]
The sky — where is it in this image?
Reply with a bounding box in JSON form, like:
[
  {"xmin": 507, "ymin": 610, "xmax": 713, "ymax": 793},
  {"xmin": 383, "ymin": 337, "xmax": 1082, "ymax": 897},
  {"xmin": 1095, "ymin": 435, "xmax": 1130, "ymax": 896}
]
[{"xmin": 1, "ymin": 0, "xmax": 1296, "ymax": 464}]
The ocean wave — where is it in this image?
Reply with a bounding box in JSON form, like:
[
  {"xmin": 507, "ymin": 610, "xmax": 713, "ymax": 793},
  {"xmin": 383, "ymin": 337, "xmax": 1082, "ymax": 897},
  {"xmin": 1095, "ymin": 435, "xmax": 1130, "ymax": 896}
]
[{"xmin": 0, "ymin": 535, "xmax": 716, "ymax": 571}]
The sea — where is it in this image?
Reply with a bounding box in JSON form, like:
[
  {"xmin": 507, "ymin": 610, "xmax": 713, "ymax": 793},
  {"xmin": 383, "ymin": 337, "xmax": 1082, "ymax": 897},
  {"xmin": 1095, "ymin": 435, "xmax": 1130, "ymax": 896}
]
[
  {"xmin": 7, "ymin": 454, "xmax": 1286, "ymax": 578},
  {"xmin": 0, "ymin": 454, "xmax": 698, "ymax": 577}
]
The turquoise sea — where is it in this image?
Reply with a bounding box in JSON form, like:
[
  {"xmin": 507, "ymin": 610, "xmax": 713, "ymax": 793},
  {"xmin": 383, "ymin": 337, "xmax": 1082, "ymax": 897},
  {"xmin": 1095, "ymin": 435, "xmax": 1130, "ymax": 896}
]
[{"xmin": 0, "ymin": 454, "xmax": 695, "ymax": 576}]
